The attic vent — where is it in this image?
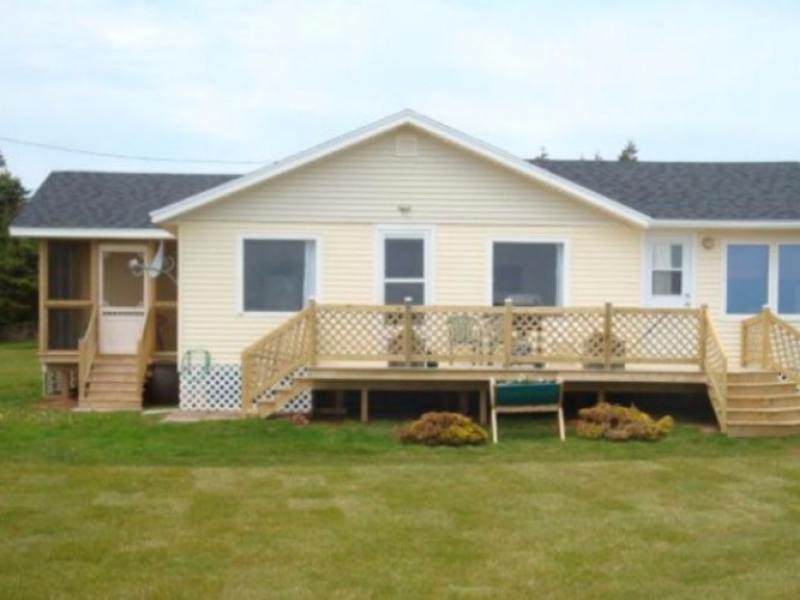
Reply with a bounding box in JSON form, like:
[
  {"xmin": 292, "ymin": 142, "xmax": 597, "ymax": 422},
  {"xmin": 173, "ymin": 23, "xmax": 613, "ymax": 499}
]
[{"xmin": 395, "ymin": 132, "xmax": 418, "ymax": 157}]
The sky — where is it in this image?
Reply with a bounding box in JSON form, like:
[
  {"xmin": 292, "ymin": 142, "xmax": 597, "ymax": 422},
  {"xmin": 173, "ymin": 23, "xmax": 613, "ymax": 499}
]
[{"xmin": 2, "ymin": 0, "xmax": 800, "ymax": 192}]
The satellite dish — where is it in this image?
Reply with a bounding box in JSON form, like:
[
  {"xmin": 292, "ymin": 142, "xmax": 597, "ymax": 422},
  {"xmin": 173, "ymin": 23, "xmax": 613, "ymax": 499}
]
[{"xmin": 129, "ymin": 241, "xmax": 177, "ymax": 283}]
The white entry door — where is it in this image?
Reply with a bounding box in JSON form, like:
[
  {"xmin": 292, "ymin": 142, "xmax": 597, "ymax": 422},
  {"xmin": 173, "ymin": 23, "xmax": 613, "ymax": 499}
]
[
  {"xmin": 644, "ymin": 235, "xmax": 694, "ymax": 308},
  {"xmin": 99, "ymin": 246, "xmax": 147, "ymax": 354}
]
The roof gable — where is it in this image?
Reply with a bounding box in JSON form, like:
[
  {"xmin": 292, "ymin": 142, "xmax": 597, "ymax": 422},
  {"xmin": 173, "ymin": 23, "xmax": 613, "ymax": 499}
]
[{"xmin": 149, "ymin": 110, "xmax": 651, "ymax": 227}]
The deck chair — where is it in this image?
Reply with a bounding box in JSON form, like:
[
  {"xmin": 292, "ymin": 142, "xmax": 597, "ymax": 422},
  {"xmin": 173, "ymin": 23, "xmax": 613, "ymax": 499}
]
[
  {"xmin": 446, "ymin": 315, "xmax": 484, "ymax": 364},
  {"xmin": 489, "ymin": 378, "xmax": 565, "ymax": 443}
]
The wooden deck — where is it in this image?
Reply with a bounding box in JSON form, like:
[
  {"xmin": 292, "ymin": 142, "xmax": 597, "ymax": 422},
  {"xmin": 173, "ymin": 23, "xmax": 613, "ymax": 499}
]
[
  {"xmin": 241, "ymin": 301, "xmax": 728, "ymax": 428},
  {"xmin": 306, "ymin": 362, "xmax": 708, "ymax": 423}
]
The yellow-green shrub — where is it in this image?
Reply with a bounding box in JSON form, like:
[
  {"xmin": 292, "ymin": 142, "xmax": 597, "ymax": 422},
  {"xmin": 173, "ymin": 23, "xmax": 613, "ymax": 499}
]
[
  {"xmin": 397, "ymin": 412, "xmax": 488, "ymax": 446},
  {"xmin": 576, "ymin": 401, "xmax": 673, "ymax": 442}
]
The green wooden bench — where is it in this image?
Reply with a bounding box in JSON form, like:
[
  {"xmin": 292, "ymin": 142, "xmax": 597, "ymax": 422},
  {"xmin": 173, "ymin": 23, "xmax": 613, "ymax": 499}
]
[{"xmin": 489, "ymin": 378, "xmax": 565, "ymax": 443}]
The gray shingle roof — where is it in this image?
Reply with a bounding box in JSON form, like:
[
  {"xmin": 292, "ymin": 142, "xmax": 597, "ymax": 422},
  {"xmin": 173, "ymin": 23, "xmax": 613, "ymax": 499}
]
[
  {"xmin": 532, "ymin": 160, "xmax": 800, "ymax": 220},
  {"xmin": 13, "ymin": 171, "xmax": 239, "ymax": 229},
  {"xmin": 13, "ymin": 161, "xmax": 800, "ymax": 230}
]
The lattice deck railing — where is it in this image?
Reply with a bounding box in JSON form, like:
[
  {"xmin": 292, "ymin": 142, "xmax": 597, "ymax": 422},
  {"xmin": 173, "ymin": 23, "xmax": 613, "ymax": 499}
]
[
  {"xmin": 315, "ymin": 301, "xmax": 703, "ymax": 368},
  {"xmin": 743, "ymin": 308, "xmax": 800, "ymax": 385},
  {"xmin": 242, "ymin": 301, "xmax": 723, "ymax": 416}
]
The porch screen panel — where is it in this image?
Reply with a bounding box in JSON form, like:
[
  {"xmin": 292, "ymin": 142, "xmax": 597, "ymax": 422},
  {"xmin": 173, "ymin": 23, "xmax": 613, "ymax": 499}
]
[
  {"xmin": 48, "ymin": 241, "xmax": 90, "ymax": 300},
  {"xmin": 493, "ymin": 243, "xmax": 561, "ymax": 306}
]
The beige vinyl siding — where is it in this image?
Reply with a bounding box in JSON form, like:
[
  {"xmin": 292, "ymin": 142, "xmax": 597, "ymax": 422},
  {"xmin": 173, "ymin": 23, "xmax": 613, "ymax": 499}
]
[
  {"xmin": 176, "ymin": 124, "xmax": 646, "ymax": 363},
  {"xmin": 180, "ymin": 126, "xmax": 620, "ymax": 227},
  {"xmin": 694, "ymin": 230, "xmax": 800, "ymax": 366},
  {"xmin": 179, "ymin": 221, "xmax": 641, "ymax": 363}
]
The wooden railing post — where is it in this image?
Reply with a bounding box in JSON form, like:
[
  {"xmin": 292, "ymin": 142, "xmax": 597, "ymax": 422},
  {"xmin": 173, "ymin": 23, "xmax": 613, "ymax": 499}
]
[
  {"xmin": 503, "ymin": 298, "xmax": 513, "ymax": 367},
  {"xmin": 403, "ymin": 297, "xmax": 413, "ymax": 366},
  {"xmin": 698, "ymin": 305, "xmax": 708, "ymax": 366},
  {"xmin": 603, "ymin": 302, "xmax": 613, "ymax": 370},
  {"xmin": 307, "ymin": 299, "xmax": 318, "ymax": 367},
  {"xmin": 760, "ymin": 306, "xmax": 771, "ymax": 368}
]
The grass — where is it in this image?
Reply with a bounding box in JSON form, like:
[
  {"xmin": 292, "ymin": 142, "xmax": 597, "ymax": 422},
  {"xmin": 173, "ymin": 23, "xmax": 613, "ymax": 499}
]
[{"xmin": 2, "ymin": 342, "xmax": 800, "ymax": 598}]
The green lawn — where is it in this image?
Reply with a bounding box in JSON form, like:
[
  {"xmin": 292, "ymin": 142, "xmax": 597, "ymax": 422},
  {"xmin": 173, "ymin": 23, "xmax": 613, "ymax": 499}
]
[{"xmin": 2, "ymin": 342, "xmax": 800, "ymax": 598}]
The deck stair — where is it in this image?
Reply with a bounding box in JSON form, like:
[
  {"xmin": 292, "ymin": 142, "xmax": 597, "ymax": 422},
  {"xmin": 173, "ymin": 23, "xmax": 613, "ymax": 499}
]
[
  {"xmin": 256, "ymin": 378, "xmax": 312, "ymax": 418},
  {"xmin": 726, "ymin": 370, "xmax": 800, "ymax": 437},
  {"xmin": 80, "ymin": 355, "xmax": 143, "ymax": 411}
]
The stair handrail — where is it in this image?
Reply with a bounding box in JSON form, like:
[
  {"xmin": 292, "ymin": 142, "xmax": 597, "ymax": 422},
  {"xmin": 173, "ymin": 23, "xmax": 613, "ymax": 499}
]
[
  {"xmin": 744, "ymin": 308, "xmax": 800, "ymax": 386},
  {"xmin": 77, "ymin": 305, "xmax": 99, "ymax": 404},
  {"xmin": 135, "ymin": 306, "xmax": 157, "ymax": 398},
  {"xmin": 241, "ymin": 303, "xmax": 315, "ymax": 415},
  {"xmin": 701, "ymin": 306, "xmax": 728, "ymax": 432}
]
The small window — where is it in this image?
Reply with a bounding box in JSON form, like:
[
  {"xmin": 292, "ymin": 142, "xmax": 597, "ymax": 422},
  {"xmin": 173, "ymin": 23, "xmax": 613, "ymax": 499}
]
[
  {"xmin": 381, "ymin": 235, "xmax": 427, "ymax": 305},
  {"xmin": 651, "ymin": 242, "xmax": 683, "ymax": 296},
  {"xmin": 492, "ymin": 242, "xmax": 562, "ymax": 306},
  {"xmin": 726, "ymin": 244, "xmax": 768, "ymax": 314},
  {"xmin": 242, "ymin": 239, "xmax": 316, "ymax": 313},
  {"xmin": 778, "ymin": 244, "xmax": 800, "ymax": 314}
]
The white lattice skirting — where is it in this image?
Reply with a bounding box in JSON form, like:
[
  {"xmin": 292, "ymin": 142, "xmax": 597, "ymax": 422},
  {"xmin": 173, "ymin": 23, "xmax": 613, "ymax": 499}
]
[{"xmin": 179, "ymin": 364, "xmax": 312, "ymax": 414}]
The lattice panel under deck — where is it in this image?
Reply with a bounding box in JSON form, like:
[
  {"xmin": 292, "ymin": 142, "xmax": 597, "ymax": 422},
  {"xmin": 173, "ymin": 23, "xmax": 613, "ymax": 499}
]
[
  {"xmin": 611, "ymin": 311, "xmax": 700, "ymax": 362},
  {"xmin": 180, "ymin": 365, "xmax": 311, "ymax": 414}
]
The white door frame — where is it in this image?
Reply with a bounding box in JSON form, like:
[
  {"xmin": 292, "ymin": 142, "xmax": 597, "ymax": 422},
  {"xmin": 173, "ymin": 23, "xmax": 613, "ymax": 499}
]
[
  {"xmin": 642, "ymin": 233, "xmax": 695, "ymax": 308},
  {"xmin": 98, "ymin": 244, "xmax": 149, "ymax": 354}
]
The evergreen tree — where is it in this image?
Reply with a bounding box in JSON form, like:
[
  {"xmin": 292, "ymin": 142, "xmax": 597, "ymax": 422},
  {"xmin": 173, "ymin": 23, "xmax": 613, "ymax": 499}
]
[
  {"xmin": 618, "ymin": 140, "xmax": 639, "ymax": 162},
  {"xmin": 0, "ymin": 151, "xmax": 38, "ymax": 328}
]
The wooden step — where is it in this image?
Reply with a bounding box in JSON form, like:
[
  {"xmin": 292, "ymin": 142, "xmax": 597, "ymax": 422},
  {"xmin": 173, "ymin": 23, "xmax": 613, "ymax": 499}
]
[
  {"xmin": 87, "ymin": 381, "xmax": 140, "ymax": 394},
  {"xmin": 726, "ymin": 382, "xmax": 798, "ymax": 397},
  {"xmin": 727, "ymin": 407, "xmax": 800, "ymax": 423},
  {"xmin": 94, "ymin": 355, "xmax": 137, "ymax": 364},
  {"xmin": 726, "ymin": 394, "xmax": 800, "ymax": 410},
  {"xmin": 727, "ymin": 422, "xmax": 800, "ymax": 438},
  {"xmin": 89, "ymin": 372, "xmax": 138, "ymax": 384},
  {"xmin": 91, "ymin": 363, "xmax": 138, "ymax": 375},
  {"xmin": 727, "ymin": 371, "xmax": 783, "ymax": 384}
]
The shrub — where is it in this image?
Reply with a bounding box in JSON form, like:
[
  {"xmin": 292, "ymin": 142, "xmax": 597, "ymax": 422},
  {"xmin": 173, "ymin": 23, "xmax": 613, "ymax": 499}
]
[
  {"xmin": 576, "ymin": 401, "xmax": 673, "ymax": 442},
  {"xmin": 397, "ymin": 412, "xmax": 488, "ymax": 446}
]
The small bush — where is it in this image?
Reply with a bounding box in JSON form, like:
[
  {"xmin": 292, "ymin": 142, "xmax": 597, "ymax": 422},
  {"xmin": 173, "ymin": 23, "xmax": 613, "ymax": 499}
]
[
  {"xmin": 397, "ymin": 412, "xmax": 488, "ymax": 446},
  {"xmin": 576, "ymin": 401, "xmax": 673, "ymax": 442}
]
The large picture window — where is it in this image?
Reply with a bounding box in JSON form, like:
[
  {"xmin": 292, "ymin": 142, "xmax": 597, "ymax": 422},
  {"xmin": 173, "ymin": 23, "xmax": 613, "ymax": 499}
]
[
  {"xmin": 778, "ymin": 244, "xmax": 800, "ymax": 314},
  {"xmin": 726, "ymin": 244, "xmax": 768, "ymax": 314},
  {"xmin": 242, "ymin": 239, "xmax": 316, "ymax": 313},
  {"xmin": 492, "ymin": 242, "xmax": 563, "ymax": 306}
]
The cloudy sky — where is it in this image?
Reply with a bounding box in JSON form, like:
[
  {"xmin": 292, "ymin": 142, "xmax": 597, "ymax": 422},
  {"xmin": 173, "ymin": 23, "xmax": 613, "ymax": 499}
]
[{"xmin": 2, "ymin": 0, "xmax": 799, "ymax": 191}]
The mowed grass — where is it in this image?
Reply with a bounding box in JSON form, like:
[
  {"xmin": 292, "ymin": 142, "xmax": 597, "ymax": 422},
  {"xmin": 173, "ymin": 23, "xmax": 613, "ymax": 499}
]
[{"xmin": 2, "ymin": 343, "xmax": 800, "ymax": 598}]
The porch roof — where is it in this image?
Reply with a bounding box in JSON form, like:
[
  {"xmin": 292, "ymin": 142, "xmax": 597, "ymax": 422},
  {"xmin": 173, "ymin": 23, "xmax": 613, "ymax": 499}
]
[{"xmin": 12, "ymin": 171, "xmax": 238, "ymax": 231}]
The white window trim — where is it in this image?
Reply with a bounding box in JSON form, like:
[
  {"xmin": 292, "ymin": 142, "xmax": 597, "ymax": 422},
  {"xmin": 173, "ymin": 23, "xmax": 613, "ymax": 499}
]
[
  {"xmin": 722, "ymin": 240, "xmax": 777, "ymax": 319},
  {"xmin": 237, "ymin": 233, "xmax": 322, "ymax": 317},
  {"xmin": 640, "ymin": 232, "xmax": 697, "ymax": 308},
  {"xmin": 486, "ymin": 237, "xmax": 570, "ymax": 306},
  {"xmin": 375, "ymin": 225, "xmax": 435, "ymax": 304}
]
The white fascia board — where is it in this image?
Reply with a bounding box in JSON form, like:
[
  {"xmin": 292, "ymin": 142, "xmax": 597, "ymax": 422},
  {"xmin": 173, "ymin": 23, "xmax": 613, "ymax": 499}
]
[
  {"xmin": 649, "ymin": 220, "xmax": 800, "ymax": 230},
  {"xmin": 150, "ymin": 109, "xmax": 652, "ymax": 228},
  {"xmin": 9, "ymin": 227, "xmax": 174, "ymax": 240}
]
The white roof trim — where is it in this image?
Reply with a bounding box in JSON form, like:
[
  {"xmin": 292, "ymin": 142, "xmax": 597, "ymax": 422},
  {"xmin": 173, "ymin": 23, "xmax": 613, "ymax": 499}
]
[
  {"xmin": 9, "ymin": 227, "xmax": 174, "ymax": 240},
  {"xmin": 650, "ymin": 220, "xmax": 800, "ymax": 230},
  {"xmin": 150, "ymin": 109, "xmax": 652, "ymax": 227}
]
